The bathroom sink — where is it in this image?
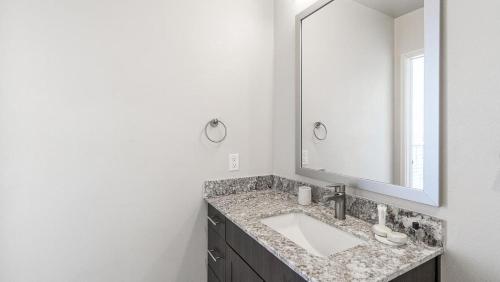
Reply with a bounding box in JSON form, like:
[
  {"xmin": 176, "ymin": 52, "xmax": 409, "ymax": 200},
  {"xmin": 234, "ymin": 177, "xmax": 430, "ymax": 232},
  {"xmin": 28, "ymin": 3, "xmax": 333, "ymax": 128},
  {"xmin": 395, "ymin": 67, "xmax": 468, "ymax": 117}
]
[{"xmin": 260, "ymin": 213, "xmax": 365, "ymax": 257}]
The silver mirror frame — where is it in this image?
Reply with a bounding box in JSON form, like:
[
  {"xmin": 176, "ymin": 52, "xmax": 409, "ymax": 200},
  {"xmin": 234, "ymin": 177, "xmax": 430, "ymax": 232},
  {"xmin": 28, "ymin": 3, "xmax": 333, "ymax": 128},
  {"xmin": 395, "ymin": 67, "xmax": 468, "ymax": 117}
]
[{"xmin": 295, "ymin": 0, "xmax": 441, "ymax": 206}]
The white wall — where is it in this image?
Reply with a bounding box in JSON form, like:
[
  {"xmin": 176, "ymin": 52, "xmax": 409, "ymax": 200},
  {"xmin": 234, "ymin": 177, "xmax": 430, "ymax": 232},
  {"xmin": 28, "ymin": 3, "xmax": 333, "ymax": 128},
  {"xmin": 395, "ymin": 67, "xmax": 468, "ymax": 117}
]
[
  {"xmin": 0, "ymin": 0, "xmax": 273, "ymax": 281},
  {"xmin": 273, "ymin": 0, "xmax": 500, "ymax": 281},
  {"xmin": 301, "ymin": 0, "xmax": 394, "ymax": 182}
]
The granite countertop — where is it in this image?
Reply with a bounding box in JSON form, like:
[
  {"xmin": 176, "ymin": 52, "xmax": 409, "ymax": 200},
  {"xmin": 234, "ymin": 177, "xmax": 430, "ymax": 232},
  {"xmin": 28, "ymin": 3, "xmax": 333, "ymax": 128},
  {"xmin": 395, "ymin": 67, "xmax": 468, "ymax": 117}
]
[{"xmin": 205, "ymin": 190, "xmax": 443, "ymax": 282}]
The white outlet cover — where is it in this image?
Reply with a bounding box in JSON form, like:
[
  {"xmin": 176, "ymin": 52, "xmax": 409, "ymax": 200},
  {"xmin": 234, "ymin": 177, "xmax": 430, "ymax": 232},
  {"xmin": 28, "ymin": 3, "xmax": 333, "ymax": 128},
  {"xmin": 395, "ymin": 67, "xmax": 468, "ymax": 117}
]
[{"xmin": 229, "ymin": 153, "xmax": 239, "ymax": 171}]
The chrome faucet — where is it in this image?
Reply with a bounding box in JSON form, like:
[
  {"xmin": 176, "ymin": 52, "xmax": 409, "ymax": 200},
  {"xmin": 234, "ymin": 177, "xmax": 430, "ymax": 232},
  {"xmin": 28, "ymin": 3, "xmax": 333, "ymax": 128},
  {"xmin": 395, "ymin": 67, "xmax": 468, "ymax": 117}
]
[{"xmin": 322, "ymin": 183, "xmax": 346, "ymax": 220}]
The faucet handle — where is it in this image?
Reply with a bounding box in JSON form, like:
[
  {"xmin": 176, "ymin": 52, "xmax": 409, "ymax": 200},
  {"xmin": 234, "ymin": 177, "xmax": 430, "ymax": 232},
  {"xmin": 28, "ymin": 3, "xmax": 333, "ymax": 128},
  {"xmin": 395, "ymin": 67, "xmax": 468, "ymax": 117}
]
[{"xmin": 326, "ymin": 183, "xmax": 346, "ymax": 193}]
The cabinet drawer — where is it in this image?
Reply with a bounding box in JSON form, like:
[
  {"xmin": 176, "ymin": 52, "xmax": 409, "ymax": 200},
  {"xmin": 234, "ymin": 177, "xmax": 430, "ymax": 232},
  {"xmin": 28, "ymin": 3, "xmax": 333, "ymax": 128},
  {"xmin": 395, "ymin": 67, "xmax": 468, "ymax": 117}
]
[
  {"xmin": 208, "ymin": 204, "xmax": 226, "ymax": 239},
  {"xmin": 208, "ymin": 224, "xmax": 226, "ymax": 281},
  {"xmin": 226, "ymin": 246, "xmax": 263, "ymax": 282},
  {"xmin": 208, "ymin": 265, "xmax": 220, "ymax": 282}
]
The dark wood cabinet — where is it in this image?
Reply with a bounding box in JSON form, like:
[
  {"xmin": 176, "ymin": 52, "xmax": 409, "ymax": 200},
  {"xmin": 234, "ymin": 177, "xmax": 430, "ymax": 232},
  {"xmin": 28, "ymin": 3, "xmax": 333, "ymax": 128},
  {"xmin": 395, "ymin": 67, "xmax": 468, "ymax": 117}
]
[
  {"xmin": 207, "ymin": 203, "xmax": 439, "ymax": 282},
  {"xmin": 208, "ymin": 204, "xmax": 226, "ymax": 239},
  {"xmin": 208, "ymin": 225, "xmax": 226, "ymax": 280},
  {"xmin": 208, "ymin": 266, "xmax": 220, "ymax": 282},
  {"xmin": 207, "ymin": 203, "xmax": 301, "ymax": 282},
  {"xmin": 226, "ymin": 247, "xmax": 263, "ymax": 282},
  {"xmin": 391, "ymin": 256, "xmax": 440, "ymax": 282}
]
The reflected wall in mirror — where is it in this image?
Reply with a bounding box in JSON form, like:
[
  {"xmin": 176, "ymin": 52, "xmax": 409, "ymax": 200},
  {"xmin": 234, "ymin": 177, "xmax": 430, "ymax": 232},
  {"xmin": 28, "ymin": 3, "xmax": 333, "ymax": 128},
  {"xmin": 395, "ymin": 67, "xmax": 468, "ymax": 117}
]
[{"xmin": 296, "ymin": 0, "xmax": 440, "ymax": 206}]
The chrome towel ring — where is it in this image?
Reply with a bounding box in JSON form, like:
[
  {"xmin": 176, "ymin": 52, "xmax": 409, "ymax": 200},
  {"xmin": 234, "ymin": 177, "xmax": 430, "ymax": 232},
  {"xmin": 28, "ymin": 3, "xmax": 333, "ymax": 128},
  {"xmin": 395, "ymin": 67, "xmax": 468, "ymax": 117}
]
[
  {"xmin": 205, "ymin": 118, "xmax": 227, "ymax": 143},
  {"xmin": 313, "ymin": 121, "xmax": 327, "ymax": 140}
]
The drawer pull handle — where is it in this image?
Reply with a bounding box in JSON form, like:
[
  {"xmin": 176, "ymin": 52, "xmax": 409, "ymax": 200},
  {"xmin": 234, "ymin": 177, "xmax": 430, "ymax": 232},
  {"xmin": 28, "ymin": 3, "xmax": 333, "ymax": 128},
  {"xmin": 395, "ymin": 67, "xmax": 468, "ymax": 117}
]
[
  {"xmin": 207, "ymin": 216, "xmax": 220, "ymax": 226},
  {"xmin": 208, "ymin": 249, "xmax": 222, "ymax": 262}
]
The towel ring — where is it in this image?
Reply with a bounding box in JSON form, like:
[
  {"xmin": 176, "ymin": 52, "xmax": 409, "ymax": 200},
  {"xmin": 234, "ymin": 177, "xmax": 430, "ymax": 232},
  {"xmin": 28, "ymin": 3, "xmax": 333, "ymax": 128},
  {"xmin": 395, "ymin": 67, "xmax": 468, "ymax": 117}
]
[
  {"xmin": 313, "ymin": 121, "xmax": 327, "ymax": 140},
  {"xmin": 205, "ymin": 118, "xmax": 227, "ymax": 143}
]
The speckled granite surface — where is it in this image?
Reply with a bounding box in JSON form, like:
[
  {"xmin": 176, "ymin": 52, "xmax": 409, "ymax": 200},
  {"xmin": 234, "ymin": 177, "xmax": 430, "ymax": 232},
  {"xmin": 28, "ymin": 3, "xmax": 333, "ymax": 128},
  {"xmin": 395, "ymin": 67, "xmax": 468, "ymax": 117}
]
[
  {"xmin": 205, "ymin": 190, "xmax": 443, "ymax": 282},
  {"xmin": 204, "ymin": 175, "xmax": 273, "ymax": 198},
  {"xmin": 346, "ymin": 196, "xmax": 443, "ymax": 247},
  {"xmin": 205, "ymin": 175, "xmax": 444, "ymax": 247}
]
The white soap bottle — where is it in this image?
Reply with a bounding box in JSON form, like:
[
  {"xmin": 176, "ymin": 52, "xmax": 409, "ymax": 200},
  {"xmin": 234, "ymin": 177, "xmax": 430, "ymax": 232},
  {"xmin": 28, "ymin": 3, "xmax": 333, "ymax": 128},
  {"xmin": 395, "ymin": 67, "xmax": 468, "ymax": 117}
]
[
  {"xmin": 372, "ymin": 204, "xmax": 392, "ymax": 237},
  {"xmin": 377, "ymin": 204, "xmax": 387, "ymax": 226}
]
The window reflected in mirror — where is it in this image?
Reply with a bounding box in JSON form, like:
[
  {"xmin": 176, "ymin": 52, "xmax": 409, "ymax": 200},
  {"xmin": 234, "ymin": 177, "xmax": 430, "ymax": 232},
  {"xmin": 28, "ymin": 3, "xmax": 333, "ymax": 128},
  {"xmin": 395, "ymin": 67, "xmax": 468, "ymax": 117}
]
[{"xmin": 404, "ymin": 52, "xmax": 424, "ymax": 189}]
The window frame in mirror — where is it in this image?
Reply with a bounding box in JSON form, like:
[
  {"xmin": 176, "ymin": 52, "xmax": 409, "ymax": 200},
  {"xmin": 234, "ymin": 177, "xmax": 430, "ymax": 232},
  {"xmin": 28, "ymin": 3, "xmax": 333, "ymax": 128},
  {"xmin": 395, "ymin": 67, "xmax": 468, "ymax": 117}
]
[{"xmin": 295, "ymin": 0, "xmax": 441, "ymax": 206}]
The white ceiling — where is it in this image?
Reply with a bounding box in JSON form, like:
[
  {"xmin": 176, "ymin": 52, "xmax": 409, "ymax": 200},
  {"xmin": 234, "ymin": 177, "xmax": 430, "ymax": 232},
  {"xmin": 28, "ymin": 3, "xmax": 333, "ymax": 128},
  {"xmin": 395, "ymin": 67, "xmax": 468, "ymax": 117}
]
[{"xmin": 352, "ymin": 0, "xmax": 424, "ymax": 18}]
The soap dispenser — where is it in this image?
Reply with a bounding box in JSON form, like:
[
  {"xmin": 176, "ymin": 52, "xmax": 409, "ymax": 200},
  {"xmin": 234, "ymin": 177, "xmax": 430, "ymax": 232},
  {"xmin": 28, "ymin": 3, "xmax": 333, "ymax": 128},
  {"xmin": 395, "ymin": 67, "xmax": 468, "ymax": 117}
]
[{"xmin": 372, "ymin": 204, "xmax": 392, "ymax": 237}]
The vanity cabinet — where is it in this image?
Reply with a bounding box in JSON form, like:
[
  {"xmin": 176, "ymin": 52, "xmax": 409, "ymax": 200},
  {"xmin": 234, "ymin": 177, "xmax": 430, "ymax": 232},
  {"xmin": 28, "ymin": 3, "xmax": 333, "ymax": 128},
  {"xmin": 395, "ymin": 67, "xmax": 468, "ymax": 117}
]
[
  {"xmin": 207, "ymin": 203, "xmax": 304, "ymax": 282},
  {"xmin": 207, "ymin": 203, "xmax": 440, "ymax": 282}
]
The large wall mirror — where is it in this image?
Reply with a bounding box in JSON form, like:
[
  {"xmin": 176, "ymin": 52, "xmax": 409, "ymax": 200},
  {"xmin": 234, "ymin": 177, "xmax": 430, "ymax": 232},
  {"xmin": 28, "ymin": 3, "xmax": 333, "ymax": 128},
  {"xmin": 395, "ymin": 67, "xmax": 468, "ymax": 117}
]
[{"xmin": 295, "ymin": 0, "xmax": 440, "ymax": 206}]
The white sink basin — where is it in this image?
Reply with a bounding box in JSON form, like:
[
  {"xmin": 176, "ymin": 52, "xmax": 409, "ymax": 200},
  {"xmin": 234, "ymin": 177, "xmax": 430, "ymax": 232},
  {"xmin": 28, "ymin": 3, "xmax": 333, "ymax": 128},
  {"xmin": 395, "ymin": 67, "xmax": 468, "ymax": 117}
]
[{"xmin": 260, "ymin": 213, "xmax": 365, "ymax": 257}]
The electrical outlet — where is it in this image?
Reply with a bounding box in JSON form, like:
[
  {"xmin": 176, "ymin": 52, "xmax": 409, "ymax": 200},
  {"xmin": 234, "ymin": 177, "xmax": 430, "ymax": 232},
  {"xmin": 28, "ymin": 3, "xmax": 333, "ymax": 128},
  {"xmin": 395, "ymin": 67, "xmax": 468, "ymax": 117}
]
[
  {"xmin": 229, "ymin": 153, "xmax": 239, "ymax": 171},
  {"xmin": 302, "ymin": 150, "xmax": 309, "ymax": 166}
]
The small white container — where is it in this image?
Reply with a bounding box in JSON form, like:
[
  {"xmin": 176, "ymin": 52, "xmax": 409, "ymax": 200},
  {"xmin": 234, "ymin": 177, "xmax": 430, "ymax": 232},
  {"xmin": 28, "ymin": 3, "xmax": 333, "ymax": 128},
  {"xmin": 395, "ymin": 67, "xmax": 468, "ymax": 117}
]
[
  {"xmin": 298, "ymin": 186, "xmax": 312, "ymax": 205},
  {"xmin": 387, "ymin": 232, "xmax": 408, "ymax": 244}
]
